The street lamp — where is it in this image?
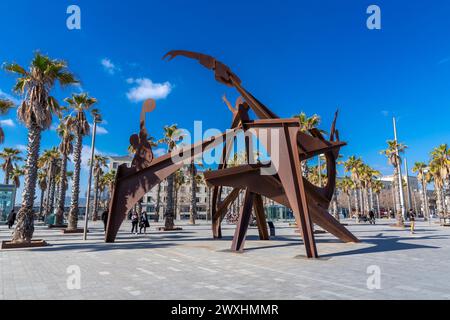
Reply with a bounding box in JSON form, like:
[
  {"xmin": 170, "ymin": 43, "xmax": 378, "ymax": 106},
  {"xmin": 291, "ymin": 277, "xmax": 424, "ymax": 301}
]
[
  {"xmin": 83, "ymin": 114, "xmax": 101, "ymax": 241},
  {"xmin": 393, "ymin": 117, "xmax": 407, "ymax": 222}
]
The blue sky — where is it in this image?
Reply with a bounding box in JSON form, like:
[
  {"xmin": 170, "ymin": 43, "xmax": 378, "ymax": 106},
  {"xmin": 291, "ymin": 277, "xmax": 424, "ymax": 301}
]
[{"xmin": 1, "ymin": 0, "xmax": 450, "ymax": 203}]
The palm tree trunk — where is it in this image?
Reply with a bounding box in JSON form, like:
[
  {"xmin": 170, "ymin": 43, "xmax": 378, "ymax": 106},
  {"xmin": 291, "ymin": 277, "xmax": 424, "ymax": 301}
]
[
  {"xmin": 207, "ymin": 186, "xmax": 212, "ymax": 221},
  {"xmin": 68, "ymin": 132, "xmax": 82, "ymax": 230},
  {"xmin": 55, "ymin": 154, "xmax": 68, "ymax": 226},
  {"xmin": 164, "ymin": 174, "xmax": 175, "ymax": 229},
  {"xmin": 376, "ymin": 193, "xmax": 381, "ymax": 218},
  {"xmin": 4, "ymin": 165, "xmax": 11, "ymax": 185},
  {"xmin": 12, "ymin": 126, "xmax": 41, "ymax": 243},
  {"xmin": 190, "ymin": 162, "xmax": 197, "ymax": 225},
  {"xmin": 422, "ymin": 181, "xmax": 430, "ymax": 221},
  {"xmin": 92, "ymin": 172, "xmax": 100, "ymax": 221},
  {"xmin": 353, "ymin": 189, "xmax": 359, "ymax": 220},
  {"xmin": 347, "ymin": 193, "xmax": 352, "ymax": 219},
  {"xmin": 47, "ymin": 168, "xmax": 56, "ymax": 219},
  {"xmin": 39, "ymin": 188, "xmax": 45, "ymax": 218},
  {"xmin": 155, "ymin": 183, "xmax": 162, "ymax": 222}
]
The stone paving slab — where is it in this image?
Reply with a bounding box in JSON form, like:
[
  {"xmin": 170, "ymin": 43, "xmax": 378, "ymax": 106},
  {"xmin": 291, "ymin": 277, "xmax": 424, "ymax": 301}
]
[{"xmin": 1, "ymin": 219, "xmax": 449, "ymax": 300}]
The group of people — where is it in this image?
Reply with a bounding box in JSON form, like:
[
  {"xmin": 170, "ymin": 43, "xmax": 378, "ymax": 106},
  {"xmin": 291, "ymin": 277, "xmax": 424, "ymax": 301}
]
[{"xmin": 131, "ymin": 211, "xmax": 150, "ymax": 235}]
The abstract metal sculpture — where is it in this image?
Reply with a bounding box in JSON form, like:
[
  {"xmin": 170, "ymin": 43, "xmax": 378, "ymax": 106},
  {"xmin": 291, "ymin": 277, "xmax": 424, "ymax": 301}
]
[{"xmin": 105, "ymin": 50, "xmax": 359, "ymax": 258}]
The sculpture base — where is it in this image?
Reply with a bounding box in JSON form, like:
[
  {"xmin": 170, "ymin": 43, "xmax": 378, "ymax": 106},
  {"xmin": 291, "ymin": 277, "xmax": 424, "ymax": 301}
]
[
  {"xmin": 1, "ymin": 240, "xmax": 48, "ymax": 250},
  {"xmin": 158, "ymin": 227, "xmax": 183, "ymax": 232},
  {"xmin": 48, "ymin": 224, "xmax": 68, "ymax": 229},
  {"xmin": 63, "ymin": 229, "xmax": 88, "ymax": 234}
]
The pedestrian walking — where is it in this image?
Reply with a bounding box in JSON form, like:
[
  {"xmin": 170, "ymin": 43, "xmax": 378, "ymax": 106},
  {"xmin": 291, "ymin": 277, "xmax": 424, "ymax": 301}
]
[
  {"xmin": 7, "ymin": 209, "xmax": 16, "ymax": 229},
  {"xmin": 131, "ymin": 212, "xmax": 139, "ymax": 234},
  {"xmin": 101, "ymin": 209, "xmax": 109, "ymax": 232},
  {"xmin": 139, "ymin": 211, "xmax": 150, "ymax": 234},
  {"xmin": 409, "ymin": 209, "xmax": 416, "ymax": 234}
]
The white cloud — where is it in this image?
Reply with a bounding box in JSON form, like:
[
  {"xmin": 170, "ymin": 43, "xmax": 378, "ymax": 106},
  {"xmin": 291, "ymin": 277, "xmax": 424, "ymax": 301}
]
[
  {"xmin": 92, "ymin": 124, "xmax": 108, "ymax": 135},
  {"xmin": 17, "ymin": 144, "xmax": 27, "ymax": 152},
  {"xmin": 381, "ymin": 110, "xmax": 389, "ymax": 117},
  {"xmin": 101, "ymin": 58, "xmax": 119, "ymax": 75},
  {"xmin": 0, "ymin": 119, "xmax": 15, "ymax": 127},
  {"xmin": 126, "ymin": 78, "xmax": 172, "ymax": 102},
  {"xmin": 78, "ymin": 145, "xmax": 117, "ymax": 171},
  {"xmin": 438, "ymin": 57, "xmax": 450, "ymax": 65},
  {"xmin": 0, "ymin": 89, "xmax": 21, "ymax": 105},
  {"xmin": 153, "ymin": 148, "xmax": 166, "ymax": 157}
]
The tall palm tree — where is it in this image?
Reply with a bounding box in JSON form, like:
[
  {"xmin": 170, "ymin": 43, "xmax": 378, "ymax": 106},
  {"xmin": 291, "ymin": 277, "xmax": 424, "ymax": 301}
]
[
  {"xmin": 65, "ymin": 93, "xmax": 98, "ymax": 230},
  {"xmin": 0, "ymin": 99, "xmax": 15, "ymax": 144},
  {"xmin": 293, "ymin": 112, "xmax": 325, "ymax": 177},
  {"xmin": 429, "ymin": 144, "xmax": 450, "ymax": 218},
  {"xmin": 37, "ymin": 170, "xmax": 48, "ymax": 219},
  {"xmin": 338, "ymin": 176, "xmax": 354, "ymax": 218},
  {"xmin": 55, "ymin": 117, "xmax": 75, "ymax": 225},
  {"xmin": 0, "ymin": 148, "xmax": 23, "ymax": 184},
  {"xmin": 343, "ymin": 156, "xmax": 364, "ymax": 220},
  {"xmin": 101, "ymin": 170, "xmax": 116, "ymax": 209},
  {"xmin": 9, "ymin": 165, "xmax": 25, "ymax": 205},
  {"xmin": 372, "ymin": 179, "xmax": 384, "ymax": 218},
  {"xmin": 159, "ymin": 124, "xmax": 184, "ymax": 230},
  {"xmin": 91, "ymin": 155, "xmax": 108, "ymax": 221},
  {"xmin": 174, "ymin": 169, "xmax": 186, "ymax": 220},
  {"xmin": 412, "ymin": 162, "xmax": 430, "ymax": 220},
  {"xmin": 4, "ymin": 52, "xmax": 78, "ymax": 243},
  {"xmin": 38, "ymin": 148, "xmax": 60, "ymax": 219},
  {"xmin": 359, "ymin": 164, "xmax": 381, "ymax": 216},
  {"xmin": 381, "ymin": 140, "xmax": 407, "ymax": 226}
]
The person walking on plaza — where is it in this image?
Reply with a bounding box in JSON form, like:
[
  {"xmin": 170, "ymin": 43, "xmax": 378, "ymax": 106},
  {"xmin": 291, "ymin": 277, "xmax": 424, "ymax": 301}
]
[
  {"xmin": 369, "ymin": 210, "xmax": 376, "ymax": 225},
  {"xmin": 409, "ymin": 209, "xmax": 416, "ymax": 234},
  {"xmin": 139, "ymin": 211, "xmax": 150, "ymax": 234},
  {"xmin": 101, "ymin": 209, "xmax": 109, "ymax": 232},
  {"xmin": 131, "ymin": 212, "xmax": 139, "ymax": 235},
  {"xmin": 7, "ymin": 209, "xmax": 16, "ymax": 229}
]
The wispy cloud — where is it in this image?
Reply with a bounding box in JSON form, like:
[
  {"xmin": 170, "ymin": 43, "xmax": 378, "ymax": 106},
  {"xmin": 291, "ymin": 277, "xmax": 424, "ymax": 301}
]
[
  {"xmin": 381, "ymin": 110, "xmax": 390, "ymax": 117},
  {"xmin": 438, "ymin": 57, "xmax": 450, "ymax": 65},
  {"xmin": 0, "ymin": 119, "xmax": 15, "ymax": 127},
  {"xmin": 16, "ymin": 144, "xmax": 27, "ymax": 152},
  {"xmin": 126, "ymin": 78, "xmax": 172, "ymax": 102},
  {"xmin": 91, "ymin": 123, "xmax": 109, "ymax": 135},
  {"xmin": 101, "ymin": 58, "xmax": 119, "ymax": 75},
  {"xmin": 78, "ymin": 145, "xmax": 117, "ymax": 171},
  {"xmin": 0, "ymin": 89, "xmax": 21, "ymax": 105}
]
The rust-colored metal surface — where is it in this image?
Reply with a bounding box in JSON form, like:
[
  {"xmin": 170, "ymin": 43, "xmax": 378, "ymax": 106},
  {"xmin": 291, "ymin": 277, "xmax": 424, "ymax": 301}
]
[{"xmin": 105, "ymin": 50, "xmax": 359, "ymax": 258}]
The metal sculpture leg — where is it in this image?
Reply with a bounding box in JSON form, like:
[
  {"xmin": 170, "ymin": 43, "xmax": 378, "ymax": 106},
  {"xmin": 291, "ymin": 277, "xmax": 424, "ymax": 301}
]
[
  {"xmin": 231, "ymin": 189, "xmax": 255, "ymax": 252},
  {"xmin": 276, "ymin": 125, "xmax": 318, "ymax": 258},
  {"xmin": 254, "ymin": 194, "xmax": 270, "ymax": 240}
]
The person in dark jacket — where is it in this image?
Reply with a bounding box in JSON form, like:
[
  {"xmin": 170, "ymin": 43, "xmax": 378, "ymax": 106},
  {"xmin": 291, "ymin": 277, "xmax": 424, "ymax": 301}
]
[
  {"xmin": 7, "ymin": 209, "xmax": 16, "ymax": 229},
  {"xmin": 369, "ymin": 210, "xmax": 376, "ymax": 224},
  {"xmin": 101, "ymin": 210, "xmax": 109, "ymax": 232},
  {"xmin": 139, "ymin": 212, "xmax": 150, "ymax": 234},
  {"xmin": 131, "ymin": 212, "xmax": 139, "ymax": 234}
]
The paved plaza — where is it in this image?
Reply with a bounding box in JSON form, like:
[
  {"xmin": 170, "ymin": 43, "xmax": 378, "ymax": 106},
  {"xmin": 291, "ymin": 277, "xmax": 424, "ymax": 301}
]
[{"xmin": 1, "ymin": 219, "xmax": 449, "ymax": 300}]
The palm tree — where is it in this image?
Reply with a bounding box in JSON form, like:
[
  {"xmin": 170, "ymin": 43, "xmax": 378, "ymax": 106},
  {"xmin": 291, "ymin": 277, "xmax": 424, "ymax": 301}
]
[
  {"xmin": 65, "ymin": 93, "xmax": 98, "ymax": 230},
  {"xmin": 91, "ymin": 155, "xmax": 108, "ymax": 221},
  {"xmin": 3, "ymin": 52, "xmax": 78, "ymax": 243},
  {"xmin": 0, "ymin": 99, "xmax": 15, "ymax": 144},
  {"xmin": 293, "ymin": 112, "xmax": 325, "ymax": 177},
  {"xmin": 159, "ymin": 124, "xmax": 184, "ymax": 230},
  {"xmin": 101, "ymin": 170, "xmax": 116, "ymax": 208},
  {"xmin": 372, "ymin": 179, "xmax": 384, "ymax": 218},
  {"xmin": 412, "ymin": 162, "xmax": 430, "ymax": 220},
  {"xmin": 55, "ymin": 117, "xmax": 75, "ymax": 225},
  {"xmin": 381, "ymin": 140, "xmax": 407, "ymax": 226},
  {"xmin": 343, "ymin": 156, "xmax": 364, "ymax": 220},
  {"xmin": 37, "ymin": 170, "xmax": 48, "ymax": 219},
  {"xmin": 38, "ymin": 148, "xmax": 60, "ymax": 219},
  {"xmin": 9, "ymin": 165, "xmax": 25, "ymax": 205},
  {"xmin": 0, "ymin": 148, "xmax": 23, "ymax": 184},
  {"xmin": 429, "ymin": 144, "xmax": 450, "ymax": 218},
  {"xmin": 338, "ymin": 176, "xmax": 355, "ymax": 218},
  {"xmin": 359, "ymin": 164, "xmax": 381, "ymax": 216},
  {"xmin": 174, "ymin": 169, "xmax": 186, "ymax": 221}
]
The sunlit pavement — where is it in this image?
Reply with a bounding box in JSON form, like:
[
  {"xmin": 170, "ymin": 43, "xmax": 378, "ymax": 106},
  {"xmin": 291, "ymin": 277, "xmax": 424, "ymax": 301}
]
[{"xmin": 1, "ymin": 218, "xmax": 449, "ymax": 300}]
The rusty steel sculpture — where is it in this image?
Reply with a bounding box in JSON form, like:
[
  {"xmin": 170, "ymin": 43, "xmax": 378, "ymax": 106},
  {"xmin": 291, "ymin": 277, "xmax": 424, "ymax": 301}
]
[{"xmin": 105, "ymin": 50, "xmax": 359, "ymax": 258}]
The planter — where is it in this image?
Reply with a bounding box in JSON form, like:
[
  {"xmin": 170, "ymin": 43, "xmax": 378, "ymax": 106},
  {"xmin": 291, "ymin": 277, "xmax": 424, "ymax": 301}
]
[
  {"xmin": 62, "ymin": 228, "xmax": 88, "ymax": 234},
  {"xmin": 1, "ymin": 240, "xmax": 48, "ymax": 250},
  {"xmin": 157, "ymin": 227, "xmax": 183, "ymax": 231}
]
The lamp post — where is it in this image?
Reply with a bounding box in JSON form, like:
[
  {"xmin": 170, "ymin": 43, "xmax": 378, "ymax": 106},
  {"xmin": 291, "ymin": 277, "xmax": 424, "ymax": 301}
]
[{"xmin": 83, "ymin": 115, "xmax": 100, "ymax": 241}]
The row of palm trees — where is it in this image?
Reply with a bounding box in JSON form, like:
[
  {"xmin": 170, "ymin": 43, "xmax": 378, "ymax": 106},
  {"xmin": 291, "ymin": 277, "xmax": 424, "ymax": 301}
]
[{"xmin": 1, "ymin": 52, "xmax": 104, "ymax": 243}]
